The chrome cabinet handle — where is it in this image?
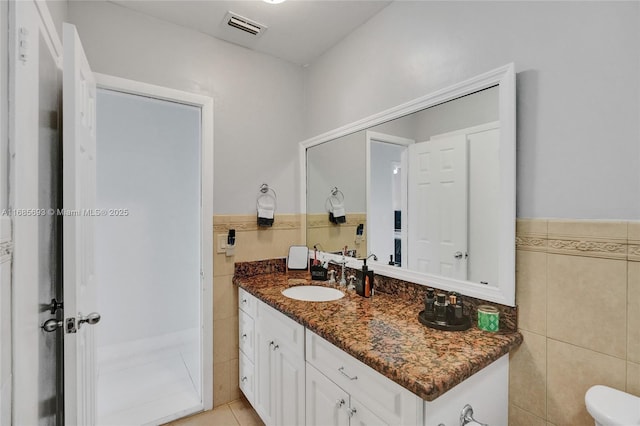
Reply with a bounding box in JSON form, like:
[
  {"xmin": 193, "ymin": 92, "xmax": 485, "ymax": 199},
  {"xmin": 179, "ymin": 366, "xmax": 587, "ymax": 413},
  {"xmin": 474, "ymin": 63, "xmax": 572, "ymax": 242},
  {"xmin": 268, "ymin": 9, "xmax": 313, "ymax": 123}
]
[
  {"xmin": 460, "ymin": 404, "xmax": 488, "ymax": 426},
  {"xmin": 241, "ymin": 333, "xmax": 247, "ymax": 340},
  {"xmin": 338, "ymin": 366, "xmax": 357, "ymax": 380},
  {"xmin": 336, "ymin": 398, "xmax": 345, "ymax": 408},
  {"xmin": 346, "ymin": 407, "xmax": 357, "ymax": 417},
  {"xmin": 272, "ymin": 343, "xmax": 279, "ymax": 351},
  {"xmin": 241, "ymin": 376, "xmax": 248, "ymax": 383}
]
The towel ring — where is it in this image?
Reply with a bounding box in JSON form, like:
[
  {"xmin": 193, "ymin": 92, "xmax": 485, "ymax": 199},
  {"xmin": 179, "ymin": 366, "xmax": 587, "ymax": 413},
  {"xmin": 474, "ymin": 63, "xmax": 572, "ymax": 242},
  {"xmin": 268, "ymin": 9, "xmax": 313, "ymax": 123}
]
[
  {"xmin": 325, "ymin": 187, "xmax": 344, "ymax": 212},
  {"xmin": 257, "ymin": 183, "xmax": 277, "ymax": 210}
]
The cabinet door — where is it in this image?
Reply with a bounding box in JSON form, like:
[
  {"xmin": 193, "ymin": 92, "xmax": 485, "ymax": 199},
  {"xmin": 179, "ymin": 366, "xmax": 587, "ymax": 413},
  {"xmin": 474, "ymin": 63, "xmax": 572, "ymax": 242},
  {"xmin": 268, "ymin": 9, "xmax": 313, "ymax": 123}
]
[
  {"xmin": 239, "ymin": 352, "xmax": 255, "ymax": 406},
  {"xmin": 274, "ymin": 342, "xmax": 306, "ymax": 426},
  {"xmin": 254, "ymin": 323, "xmax": 275, "ymax": 425},
  {"xmin": 350, "ymin": 396, "xmax": 390, "ymax": 426},
  {"xmin": 239, "ymin": 310, "xmax": 255, "ymax": 362},
  {"xmin": 306, "ymin": 363, "xmax": 350, "ymax": 426}
]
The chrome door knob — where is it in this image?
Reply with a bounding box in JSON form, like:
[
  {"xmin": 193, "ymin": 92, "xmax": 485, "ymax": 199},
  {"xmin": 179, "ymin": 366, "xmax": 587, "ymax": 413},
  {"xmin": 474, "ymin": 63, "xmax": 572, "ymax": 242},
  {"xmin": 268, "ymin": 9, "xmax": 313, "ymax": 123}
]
[
  {"xmin": 78, "ymin": 312, "xmax": 101, "ymax": 328},
  {"xmin": 454, "ymin": 251, "xmax": 464, "ymax": 259},
  {"xmin": 42, "ymin": 319, "xmax": 63, "ymax": 332}
]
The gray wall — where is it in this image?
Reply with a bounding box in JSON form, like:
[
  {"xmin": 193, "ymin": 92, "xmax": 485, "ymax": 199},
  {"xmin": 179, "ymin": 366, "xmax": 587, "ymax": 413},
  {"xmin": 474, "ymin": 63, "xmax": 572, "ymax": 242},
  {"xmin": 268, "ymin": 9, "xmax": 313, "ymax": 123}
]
[
  {"xmin": 67, "ymin": 1, "xmax": 305, "ymax": 214},
  {"xmin": 304, "ymin": 1, "xmax": 640, "ymax": 220},
  {"xmin": 45, "ymin": 0, "xmax": 67, "ymax": 42}
]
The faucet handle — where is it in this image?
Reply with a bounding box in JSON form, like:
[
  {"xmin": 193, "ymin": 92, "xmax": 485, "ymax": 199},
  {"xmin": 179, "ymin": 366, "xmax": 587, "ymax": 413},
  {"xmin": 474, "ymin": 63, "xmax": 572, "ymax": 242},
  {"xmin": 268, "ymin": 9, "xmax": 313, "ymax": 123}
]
[{"xmin": 347, "ymin": 275, "xmax": 356, "ymax": 290}]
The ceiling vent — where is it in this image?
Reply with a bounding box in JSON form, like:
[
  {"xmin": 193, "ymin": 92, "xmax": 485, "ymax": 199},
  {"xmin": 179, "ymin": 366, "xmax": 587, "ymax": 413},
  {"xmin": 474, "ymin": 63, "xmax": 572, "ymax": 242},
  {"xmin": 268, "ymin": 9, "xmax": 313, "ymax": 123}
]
[{"xmin": 224, "ymin": 12, "xmax": 267, "ymax": 37}]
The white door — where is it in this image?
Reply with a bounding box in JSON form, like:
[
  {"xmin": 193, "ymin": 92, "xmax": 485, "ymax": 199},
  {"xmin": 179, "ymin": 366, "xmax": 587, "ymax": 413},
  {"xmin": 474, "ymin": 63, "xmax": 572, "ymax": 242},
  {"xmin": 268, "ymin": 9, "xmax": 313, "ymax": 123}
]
[
  {"xmin": 408, "ymin": 135, "xmax": 468, "ymax": 279},
  {"xmin": 306, "ymin": 364, "xmax": 349, "ymax": 426},
  {"xmin": 62, "ymin": 22, "xmax": 99, "ymax": 426},
  {"xmin": 274, "ymin": 345, "xmax": 305, "ymax": 426}
]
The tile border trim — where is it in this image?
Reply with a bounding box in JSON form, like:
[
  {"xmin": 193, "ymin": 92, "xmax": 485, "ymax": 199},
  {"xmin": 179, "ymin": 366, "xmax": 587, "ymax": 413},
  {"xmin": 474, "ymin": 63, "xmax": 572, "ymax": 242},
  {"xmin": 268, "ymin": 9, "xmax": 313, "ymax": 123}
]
[{"xmin": 517, "ymin": 219, "xmax": 640, "ymax": 261}]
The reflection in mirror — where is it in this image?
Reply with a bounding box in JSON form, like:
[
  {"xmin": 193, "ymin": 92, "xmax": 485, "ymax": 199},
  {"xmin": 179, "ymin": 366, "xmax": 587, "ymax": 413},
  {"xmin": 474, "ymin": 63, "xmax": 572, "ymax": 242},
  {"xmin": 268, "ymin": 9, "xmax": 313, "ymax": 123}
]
[
  {"xmin": 302, "ymin": 64, "xmax": 515, "ymax": 306},
  {"xmin": 366, "ymin": 87, "xmax": 500, "ymax": 286}
]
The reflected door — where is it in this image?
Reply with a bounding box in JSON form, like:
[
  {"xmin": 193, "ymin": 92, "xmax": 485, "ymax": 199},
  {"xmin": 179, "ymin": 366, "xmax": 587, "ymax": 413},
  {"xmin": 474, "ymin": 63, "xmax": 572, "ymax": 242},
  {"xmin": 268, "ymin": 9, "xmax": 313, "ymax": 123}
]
[{"xmin": 408, "ymin": 135, "xmax": 468, "ymax": 279}]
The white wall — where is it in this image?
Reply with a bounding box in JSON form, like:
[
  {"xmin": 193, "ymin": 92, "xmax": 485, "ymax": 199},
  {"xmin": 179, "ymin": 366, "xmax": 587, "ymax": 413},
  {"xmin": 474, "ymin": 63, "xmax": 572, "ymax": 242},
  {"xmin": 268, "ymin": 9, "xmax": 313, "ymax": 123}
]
[
  {"xmin": 68, "ymin": 1, "xmax": 305, "ymax": 214},
  {"xmin": 304, "ymin": 1, "xmax": 640, "ymax": 220}
]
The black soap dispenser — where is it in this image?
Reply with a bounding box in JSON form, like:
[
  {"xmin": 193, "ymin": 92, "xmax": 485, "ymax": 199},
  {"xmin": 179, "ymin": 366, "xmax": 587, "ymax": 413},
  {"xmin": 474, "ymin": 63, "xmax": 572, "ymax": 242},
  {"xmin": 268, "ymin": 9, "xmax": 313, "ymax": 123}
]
[{"xmin": 356, "ymin": 258, "xmax": 374, "ymax": 298}]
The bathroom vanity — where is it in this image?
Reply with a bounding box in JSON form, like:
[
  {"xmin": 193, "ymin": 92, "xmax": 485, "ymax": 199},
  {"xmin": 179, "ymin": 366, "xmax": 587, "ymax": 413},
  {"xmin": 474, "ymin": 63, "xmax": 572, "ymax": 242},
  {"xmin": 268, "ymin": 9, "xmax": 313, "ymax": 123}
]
[{"xmin": 235, "ymin": 272, "xmax": 521, "ymax": 426}]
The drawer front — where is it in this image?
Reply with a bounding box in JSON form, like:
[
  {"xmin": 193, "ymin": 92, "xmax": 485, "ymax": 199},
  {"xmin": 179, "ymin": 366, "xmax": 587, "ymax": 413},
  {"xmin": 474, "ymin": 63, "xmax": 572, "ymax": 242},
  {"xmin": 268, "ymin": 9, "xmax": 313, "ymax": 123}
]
[
  {"xmin": 239, "ymin": 351, "xmax": 255, "ymax": 405},
  {"xmin": 238, "ymin": 287, "xmax": 258, "ymax": 318},
  {"xmin": 306, "ymin": 330, "xmax": 418, "ymax": 426},
  {"xmin": 239, "ymin": 309, "xmax": 255, "ymax": 361},
  {"xmin": 257, "ymin": 301, "xmax": 304, "ymax": 358}
]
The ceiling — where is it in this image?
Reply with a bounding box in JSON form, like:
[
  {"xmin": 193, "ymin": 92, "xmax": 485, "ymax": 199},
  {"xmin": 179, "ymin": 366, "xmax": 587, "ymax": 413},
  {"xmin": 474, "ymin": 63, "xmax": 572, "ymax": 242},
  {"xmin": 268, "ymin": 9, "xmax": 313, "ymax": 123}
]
[{"xmin": 109, "ymin": 0, "xmax": 392, "ymax": 66}]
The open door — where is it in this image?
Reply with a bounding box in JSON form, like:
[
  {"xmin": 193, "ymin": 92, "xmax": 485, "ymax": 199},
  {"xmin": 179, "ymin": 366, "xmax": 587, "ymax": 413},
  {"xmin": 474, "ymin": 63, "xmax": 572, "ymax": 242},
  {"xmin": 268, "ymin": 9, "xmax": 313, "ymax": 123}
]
[{"xmin": 62, "ymin": 22, "xmax": 99, "ymax": 425}]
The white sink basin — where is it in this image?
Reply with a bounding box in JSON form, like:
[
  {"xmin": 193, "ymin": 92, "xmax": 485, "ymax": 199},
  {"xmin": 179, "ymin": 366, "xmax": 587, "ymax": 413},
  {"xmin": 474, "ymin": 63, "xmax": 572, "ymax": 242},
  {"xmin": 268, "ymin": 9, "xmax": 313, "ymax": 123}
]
[{"xmin": 281, "ymin": 286, "xmax": 345, "ymax": 302}]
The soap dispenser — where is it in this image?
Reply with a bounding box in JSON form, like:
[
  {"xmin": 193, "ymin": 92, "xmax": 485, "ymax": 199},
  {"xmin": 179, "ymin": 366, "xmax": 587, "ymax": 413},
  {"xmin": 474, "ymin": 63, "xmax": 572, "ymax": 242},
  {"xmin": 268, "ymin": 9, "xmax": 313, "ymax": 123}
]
[{"xmin": 356, "ymin": 257, "xmax": 375, "ymax": 298}]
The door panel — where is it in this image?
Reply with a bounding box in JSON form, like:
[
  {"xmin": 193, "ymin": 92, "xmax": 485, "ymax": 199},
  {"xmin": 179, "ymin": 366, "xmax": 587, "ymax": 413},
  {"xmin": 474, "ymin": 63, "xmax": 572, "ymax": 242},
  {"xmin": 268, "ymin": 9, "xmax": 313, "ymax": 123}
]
[
  {"xmin": 10, "ymin": 2, "xmax": 63, "ymax": 424},
  {"xmin": 275, "ymin": 347, "xmax": 305, "ymax": 426},
  {"xmin": 408, "ymin": 135, "xmax": 468, "ymax": 280},
  {"xmin": 306, "ymin": 363, "xmax": 349, "ymax": 426},
  {"xmin": 62, "ymin": 22, "xmax": 97, "ymax": 426}
]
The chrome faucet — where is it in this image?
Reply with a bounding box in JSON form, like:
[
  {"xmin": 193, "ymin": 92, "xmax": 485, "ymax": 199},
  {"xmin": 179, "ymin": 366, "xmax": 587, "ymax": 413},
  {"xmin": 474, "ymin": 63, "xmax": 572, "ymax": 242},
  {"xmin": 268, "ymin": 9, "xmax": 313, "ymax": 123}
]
[{"xmin": 329, "ymin": 256, "xmax": 348, "ymax": 287}]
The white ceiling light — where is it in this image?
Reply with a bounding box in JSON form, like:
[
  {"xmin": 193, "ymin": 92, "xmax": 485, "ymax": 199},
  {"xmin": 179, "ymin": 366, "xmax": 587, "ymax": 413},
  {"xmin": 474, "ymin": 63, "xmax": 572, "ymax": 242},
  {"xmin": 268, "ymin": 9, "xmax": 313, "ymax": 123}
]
[{"xmin": 263, "ymin": 0, "xmax": 286, "ymax": 4}]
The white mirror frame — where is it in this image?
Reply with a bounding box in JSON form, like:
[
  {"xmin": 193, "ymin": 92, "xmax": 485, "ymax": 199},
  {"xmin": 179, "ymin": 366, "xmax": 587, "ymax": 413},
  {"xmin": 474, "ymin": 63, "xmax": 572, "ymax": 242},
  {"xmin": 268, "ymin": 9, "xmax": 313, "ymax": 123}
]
[{"xmin": 299, "ymin": 63, "xmax": 516, "ymax": 306}]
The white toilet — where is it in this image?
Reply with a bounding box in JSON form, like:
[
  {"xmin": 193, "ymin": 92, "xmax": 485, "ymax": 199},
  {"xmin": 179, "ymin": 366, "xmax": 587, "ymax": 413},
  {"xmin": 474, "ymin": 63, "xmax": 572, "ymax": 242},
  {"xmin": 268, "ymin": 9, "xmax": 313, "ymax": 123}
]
[{"xmin": 585, "ymin": 385, "xmax": 640, "ymax": 425}]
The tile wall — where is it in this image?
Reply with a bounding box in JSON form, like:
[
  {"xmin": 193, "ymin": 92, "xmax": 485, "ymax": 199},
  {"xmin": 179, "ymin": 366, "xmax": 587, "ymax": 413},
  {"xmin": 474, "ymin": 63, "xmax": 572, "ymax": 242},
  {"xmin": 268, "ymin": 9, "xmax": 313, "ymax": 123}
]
[
  {"xmin": 212, "ymin": 214, "xmax": 303, "ymax": 407},
  {"xmin": 510, "ymin": 219, "xmax": 639, "ymax": 425},
  {"xmin": 306, "ymin": 213, "xmax": 366, "ymax": 257}
]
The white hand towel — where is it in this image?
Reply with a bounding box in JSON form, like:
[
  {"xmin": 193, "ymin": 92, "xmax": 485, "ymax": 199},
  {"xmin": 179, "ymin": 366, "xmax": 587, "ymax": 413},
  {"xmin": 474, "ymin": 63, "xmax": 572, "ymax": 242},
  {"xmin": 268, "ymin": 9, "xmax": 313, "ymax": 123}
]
[{"xmin": 258, "ymin": 207, "xmax": 274, "ymax": 219}]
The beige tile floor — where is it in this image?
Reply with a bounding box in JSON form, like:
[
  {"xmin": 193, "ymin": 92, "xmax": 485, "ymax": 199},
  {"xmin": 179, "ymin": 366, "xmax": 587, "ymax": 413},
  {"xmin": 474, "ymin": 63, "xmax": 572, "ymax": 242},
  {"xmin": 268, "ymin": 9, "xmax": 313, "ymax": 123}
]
[{"xmin": 165, "ymin": 397, "xmax": 264, "ymax": 426}]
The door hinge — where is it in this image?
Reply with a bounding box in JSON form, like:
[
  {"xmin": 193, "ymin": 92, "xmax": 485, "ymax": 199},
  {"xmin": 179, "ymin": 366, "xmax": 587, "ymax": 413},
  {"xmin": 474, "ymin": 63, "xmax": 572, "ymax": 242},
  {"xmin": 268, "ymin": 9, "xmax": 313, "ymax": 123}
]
[
  {"xmin": 18, "ymin": 27, "xmax": 28, "ymax": 63},
  {"xmin": 65, "ymin": 317, "xmax": 77, "ymax": 334}
]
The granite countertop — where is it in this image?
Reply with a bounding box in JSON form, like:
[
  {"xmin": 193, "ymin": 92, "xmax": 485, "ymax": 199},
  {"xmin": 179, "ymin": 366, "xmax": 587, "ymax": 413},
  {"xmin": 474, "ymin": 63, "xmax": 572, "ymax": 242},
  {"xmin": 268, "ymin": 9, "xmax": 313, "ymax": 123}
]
[{"xmin": 234, "ymin": 272, "xmax": 522, "ymax": 402}]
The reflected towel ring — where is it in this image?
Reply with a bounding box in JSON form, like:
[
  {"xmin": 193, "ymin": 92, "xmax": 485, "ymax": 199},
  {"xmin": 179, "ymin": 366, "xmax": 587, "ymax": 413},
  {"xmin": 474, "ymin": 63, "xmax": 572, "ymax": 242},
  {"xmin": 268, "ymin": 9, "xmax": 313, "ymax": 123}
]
[
  {"xmin": 325, "ymin": 187, "xmax": 344, "ymax": 211},
  {"xmin": 256, "ymin": 183, "xmax": 277, "ymax": 210}
]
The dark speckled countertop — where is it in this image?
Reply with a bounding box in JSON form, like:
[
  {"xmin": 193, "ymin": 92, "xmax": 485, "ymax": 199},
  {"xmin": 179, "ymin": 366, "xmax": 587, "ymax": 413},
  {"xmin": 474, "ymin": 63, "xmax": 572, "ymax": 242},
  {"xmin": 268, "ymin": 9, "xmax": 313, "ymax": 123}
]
[{"xmin": 234, "ymin": 272, "xmax": 522, "ymax": 402}]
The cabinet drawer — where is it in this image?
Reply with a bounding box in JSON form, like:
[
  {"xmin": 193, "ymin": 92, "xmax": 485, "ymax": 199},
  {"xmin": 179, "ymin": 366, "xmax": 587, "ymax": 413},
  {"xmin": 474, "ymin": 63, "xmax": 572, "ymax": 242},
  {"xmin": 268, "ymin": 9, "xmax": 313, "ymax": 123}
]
[
  {"xmin": 238, "ymin": 288, "xmax": 258, "ymax": 318},
  {"xmin": 306, "ymin": 330, "xmax": 419, "ymax": 426},
  {"xmin": 239, "ymin": 351, "xmax": 255, "ymax": 405},
  {"xmin": 257, "ymin": 301, "xmax": 304, "ymax": 358},
  {"xmin": 239, "ymin": 309, "xmax": 255, "ymax": 361}
]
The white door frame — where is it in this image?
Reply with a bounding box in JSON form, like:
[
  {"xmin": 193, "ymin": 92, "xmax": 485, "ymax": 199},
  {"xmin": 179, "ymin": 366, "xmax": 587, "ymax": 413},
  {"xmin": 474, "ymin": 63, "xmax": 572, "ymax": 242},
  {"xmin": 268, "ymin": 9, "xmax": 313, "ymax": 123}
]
[
  {"xmin": 365, "ymin": 131, "xmax": 414, "ymax": 266},
  {"xmin": 94, "ymin": 73, "xmax": 214, "ymax": 416}
]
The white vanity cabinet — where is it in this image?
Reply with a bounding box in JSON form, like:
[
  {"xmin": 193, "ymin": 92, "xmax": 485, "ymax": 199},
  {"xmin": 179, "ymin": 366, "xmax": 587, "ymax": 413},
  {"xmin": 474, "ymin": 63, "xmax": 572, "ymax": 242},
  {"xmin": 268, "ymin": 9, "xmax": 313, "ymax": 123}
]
[
  {"xmin": 254, "ymin": 300, "xmax": 305, "ymax": 426},
  {"xmin": 306, "ymin": 330, "xmax": 421, "ymax": 426},
  {"xmin": 239, "ymin": 291, "xmax": 509, "ymax": 426},
  {"xmin": 238, "ymin": 288, "xmax": 258, "ymax": 405}
]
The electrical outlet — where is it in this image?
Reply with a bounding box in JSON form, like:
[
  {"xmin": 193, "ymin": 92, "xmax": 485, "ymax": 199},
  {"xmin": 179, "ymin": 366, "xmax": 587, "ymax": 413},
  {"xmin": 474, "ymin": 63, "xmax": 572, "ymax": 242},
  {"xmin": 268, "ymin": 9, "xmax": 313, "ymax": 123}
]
[{"xmin": 217, "ymin": 235, "xmax": 227, "ymax": 253}]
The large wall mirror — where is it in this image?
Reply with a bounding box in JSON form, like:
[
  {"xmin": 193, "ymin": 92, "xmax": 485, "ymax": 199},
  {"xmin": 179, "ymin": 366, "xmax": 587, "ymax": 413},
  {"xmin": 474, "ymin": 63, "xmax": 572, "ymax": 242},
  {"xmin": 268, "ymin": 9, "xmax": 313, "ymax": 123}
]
[{"xmin": 300, "ymin": 64, "xmax": 515, "ymax": 306}]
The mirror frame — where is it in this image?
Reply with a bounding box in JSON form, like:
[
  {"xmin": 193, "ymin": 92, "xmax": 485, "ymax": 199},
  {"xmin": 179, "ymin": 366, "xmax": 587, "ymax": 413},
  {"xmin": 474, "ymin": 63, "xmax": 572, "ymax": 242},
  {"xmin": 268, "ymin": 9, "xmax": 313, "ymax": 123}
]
[{"xmin": 299, "ymin": 63, "xmax": 516, "ymax": 306}]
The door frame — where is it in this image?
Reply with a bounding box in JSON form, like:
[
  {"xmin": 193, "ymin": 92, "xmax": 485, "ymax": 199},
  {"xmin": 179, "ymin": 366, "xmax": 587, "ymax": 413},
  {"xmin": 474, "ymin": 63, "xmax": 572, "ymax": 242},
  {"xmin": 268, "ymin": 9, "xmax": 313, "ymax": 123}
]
[
  {"xmin": 94, "ymin": 73, "xmax": 214, "ymax": 417},
  {"xmin": 365, "ymin": 131, "xmax": 414, "ymax": 267}
]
